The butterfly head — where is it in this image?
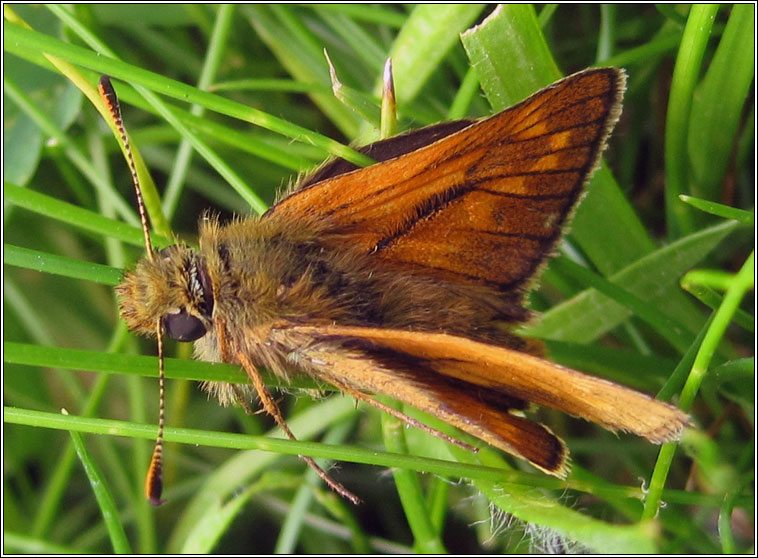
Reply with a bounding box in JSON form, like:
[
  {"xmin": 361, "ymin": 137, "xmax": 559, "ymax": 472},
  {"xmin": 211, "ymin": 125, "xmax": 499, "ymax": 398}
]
[{"xmin": 117, "ymin": 244, "xmax": 215, "ymax": 342}]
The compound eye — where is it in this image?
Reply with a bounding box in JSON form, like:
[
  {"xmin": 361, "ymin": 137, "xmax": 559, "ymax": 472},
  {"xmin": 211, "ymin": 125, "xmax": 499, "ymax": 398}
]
[
  {"xmin": 163, "ymin": 309, "xmax": 206, "ymax": 341},
  {"xmin": 157, "ymin": 245, "xmax": 181, "ymax": 259}
]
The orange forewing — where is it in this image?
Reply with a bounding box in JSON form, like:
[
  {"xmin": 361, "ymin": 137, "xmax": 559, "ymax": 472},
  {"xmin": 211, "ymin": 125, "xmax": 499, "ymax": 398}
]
[
  {"xmin": 274, "ymin": 325, "xmax": 570, "ymax": 475},
  {"xmin": 270, "ymin": 68, "xmax": 625, "ymax": 291},
  {"xmin": 284, "ymin": 325, "xmax": 690, "ymax": 448}
]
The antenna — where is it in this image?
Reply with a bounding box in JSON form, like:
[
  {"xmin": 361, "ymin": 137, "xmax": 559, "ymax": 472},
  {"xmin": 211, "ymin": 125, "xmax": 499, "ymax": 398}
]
[
  {"xmin": 98, "ymin": 76, "xmax": 155, "ymax": 262},
  {"xmin": 145, "ymin": 321, "xmax": 166, "ymax": 506},
  {"xmin": 98, "ymin": 76, "xmax": 166, "ymax": 506}
]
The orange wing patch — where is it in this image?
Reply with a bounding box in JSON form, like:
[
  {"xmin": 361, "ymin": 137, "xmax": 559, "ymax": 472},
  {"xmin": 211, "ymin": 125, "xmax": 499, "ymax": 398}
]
[{"xmin": 269, "ymin": 68, "xmax": 625, "ymax": 291}]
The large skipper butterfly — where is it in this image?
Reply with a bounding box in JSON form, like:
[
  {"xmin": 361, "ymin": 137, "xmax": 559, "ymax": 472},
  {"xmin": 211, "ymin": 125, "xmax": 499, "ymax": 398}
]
[{"xmin": 99, "ymin": 66, "xmax": 689, "ymax": 505}]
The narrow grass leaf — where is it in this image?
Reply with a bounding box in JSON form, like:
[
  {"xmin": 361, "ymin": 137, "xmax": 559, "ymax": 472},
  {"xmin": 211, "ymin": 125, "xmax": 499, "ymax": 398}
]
[
  {"xmin": 381, "ymin": 399, "xmax": 446, "ymax": 553},
  {"xmin": 68, "ymin": 425, "xmax": 131, "ymax": 553},
  {"xmin": 679, "ymin": 195, "xmax": 754, "ymax": 225},
  {"xmin": 664, "ymin": 4, "xmax": 719, "ymax": 237},
  {"xmin": 526, "ymin": 221, "xmax": 738, "ymax": 343},
  {"xmin": 4, "ymin": 183, "xmax": 160, "ymax": 248},
  {"xmin": 4, "ymin": 246, "xmax": 123, "ymax": 286},
  {"xmin": 688, "ymin": 4, "xmax": 755, "ymax": 201}
]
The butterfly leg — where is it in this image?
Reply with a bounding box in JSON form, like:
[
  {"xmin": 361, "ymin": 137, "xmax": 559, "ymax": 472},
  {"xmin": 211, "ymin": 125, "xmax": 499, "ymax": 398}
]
[
  {"xmin": 235, "ymin": 350, "xmax": 360, "ymax": 505},
  {"xmin": 231, "ymin": 384, "xmax": 255, "ymax": 415},
  {"xmin": 325, "ymin": 377, "xmax": 478, "ymax": 453}
]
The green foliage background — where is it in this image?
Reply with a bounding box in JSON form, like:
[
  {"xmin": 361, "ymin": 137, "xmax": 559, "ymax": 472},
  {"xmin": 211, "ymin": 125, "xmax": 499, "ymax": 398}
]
[{"xmin": 4, "ymin": 4, "xmax": 754, "ymax": 554}]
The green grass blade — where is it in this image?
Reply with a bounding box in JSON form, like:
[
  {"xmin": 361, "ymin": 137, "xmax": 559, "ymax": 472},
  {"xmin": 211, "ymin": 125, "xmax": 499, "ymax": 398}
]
[
  {"xmin": 381, "ymin": 400, "xmax": 445, "ymax": 553},
  {"xmin": 314, "ymin": 6, "xmax": 386, "ymax": 73},
  {"xmin": 679, "ymin": 195, "xmax": 754, "ymax": 225},
  {"xmin": 107, "ymin": 81, "xmax": 315, "ymax": 172},
  {"xmin": 679, "ymin": 251, "xmax": 754, "ymax": 411},
  {"xmin": 48, "ymin": 5, "xmax": 267, "ymax": 216},
  {"xmin": 314, "ymin": 4, "xmax": 406, "ymax": 28},
  {"xmin": 4, "ymin": 182, "xmax": 164, "ymax": 248},
  {"xmin": 688, "ymin": 4, "xmax": 755, "ymax": 202},
  {"xmin": 548, "ymin": 258, "xmax": 693, "ymax": 352},
  {"xmin": 679, "ymin": 282, "xmax": 754, "ymax": 333},
  {"xmin": 3, "ymin": 342, "xmax": 262, "ymax": 386},
  {"xmin": 643, "ymin": 251, "xmax": 754, "ymax": 520},
  {"xmin": 461, "ymin": 4, "xmax": 561, "ymax": 103},
  {"xmin": 4, "ymin": 245, "xmax": 123, "ymax": 286},
  {"xmin": 273, "ymin": 421, "xmax": 359, "ymax": 553},
  {"xmin": 664, "ymin": 4, "xmax": 719, "ymax": 238},
  {"xmin": 68, "ymin": 427, "xmax": 131, "ymax": 553}
]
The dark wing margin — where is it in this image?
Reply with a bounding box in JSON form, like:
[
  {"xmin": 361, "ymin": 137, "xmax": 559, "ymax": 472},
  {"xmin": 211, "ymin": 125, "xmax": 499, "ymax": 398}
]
[{"xmin": 268, "ymin": 68, "xmax": 626, "ymax": 292}]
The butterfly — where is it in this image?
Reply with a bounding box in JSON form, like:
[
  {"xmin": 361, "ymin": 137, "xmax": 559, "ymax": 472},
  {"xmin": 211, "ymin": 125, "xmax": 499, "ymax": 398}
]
[{"xmin": 102, "ymin": 67, "xmax": 689, "ymax": 505}]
